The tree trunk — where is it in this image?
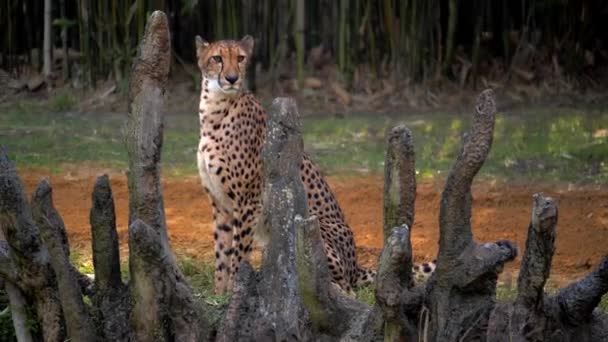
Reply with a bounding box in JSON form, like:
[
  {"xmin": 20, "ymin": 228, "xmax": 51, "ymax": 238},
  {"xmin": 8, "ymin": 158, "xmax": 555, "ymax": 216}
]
[
  {"xmin": 59, "ymin": 0, "xmax": 69, "ymax": 81},
  {"xmin": 42, "ymin": 0, "xmax": 52, "ymax": 78},
  {"xmin": 443, "ymin": 0, "xmax": 457, "ymax": 75},
  {"xmin": 383, "ymin": 125, "xmax": 416, "ymax": 241},
  {"xmin": 295, "ymin": 0, "xmax": 305, "ymax": 87}
]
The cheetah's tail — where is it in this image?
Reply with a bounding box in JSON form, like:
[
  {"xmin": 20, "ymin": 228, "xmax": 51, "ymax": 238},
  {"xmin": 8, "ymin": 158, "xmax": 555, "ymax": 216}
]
[{"xmin": 354, "ymin": 266, "xmax": 376, "ymax": 288}]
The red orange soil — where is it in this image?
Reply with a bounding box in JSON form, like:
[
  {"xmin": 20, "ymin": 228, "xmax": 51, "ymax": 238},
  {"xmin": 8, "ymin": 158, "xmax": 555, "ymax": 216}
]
[{"xmin": 20, "ymin": 170, "xmax": 608, "ymax": 286}]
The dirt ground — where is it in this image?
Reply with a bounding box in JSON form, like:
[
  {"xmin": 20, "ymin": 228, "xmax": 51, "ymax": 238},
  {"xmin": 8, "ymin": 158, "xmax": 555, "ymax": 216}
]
[{"xmin": 19, "ymin": 169, "xmax": 608, "ymax": 287}]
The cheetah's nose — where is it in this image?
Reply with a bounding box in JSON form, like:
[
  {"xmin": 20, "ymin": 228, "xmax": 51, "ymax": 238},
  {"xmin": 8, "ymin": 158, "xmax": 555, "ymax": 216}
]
[{"xmin": 225, "ymin": 75, "xmax": 239, "ymax": 85}]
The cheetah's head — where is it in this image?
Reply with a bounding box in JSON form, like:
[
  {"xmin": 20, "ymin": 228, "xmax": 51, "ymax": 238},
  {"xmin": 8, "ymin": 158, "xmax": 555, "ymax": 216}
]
[{"xmin": 195, "ymin": 35, "xmax": 254, "ymax": 97}]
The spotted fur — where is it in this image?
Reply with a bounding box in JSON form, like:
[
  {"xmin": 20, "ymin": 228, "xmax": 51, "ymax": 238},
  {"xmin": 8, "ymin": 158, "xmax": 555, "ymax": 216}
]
[
  {"xmin": 195, "ymin": 36, "xmax": 435, "ymax": 295},
  {"xmin": 413, "ymin": 259, "xmax": 437, "ymax": 285}
]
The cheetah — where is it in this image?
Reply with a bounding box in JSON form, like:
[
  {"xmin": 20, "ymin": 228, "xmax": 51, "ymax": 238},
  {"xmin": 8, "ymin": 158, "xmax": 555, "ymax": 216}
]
[{"xmin": 195, "ymin": 35, "xmax": 436, "ymax": 295}]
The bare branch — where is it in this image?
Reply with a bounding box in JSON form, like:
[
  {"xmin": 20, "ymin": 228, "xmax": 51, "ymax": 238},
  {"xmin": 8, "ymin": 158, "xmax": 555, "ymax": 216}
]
[{"xmin": 383, "ymin": 126, "xmax": 416, "ymax": 241}]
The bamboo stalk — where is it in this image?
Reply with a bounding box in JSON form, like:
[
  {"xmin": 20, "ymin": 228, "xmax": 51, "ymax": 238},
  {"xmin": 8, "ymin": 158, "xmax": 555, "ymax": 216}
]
[
  {"xmin": 295, "ymin": 0, "xmax": 305, "ymax": 86},
  {"xmin": 443, "ymin": 0, "xmax": 457, "ymax": 74}
]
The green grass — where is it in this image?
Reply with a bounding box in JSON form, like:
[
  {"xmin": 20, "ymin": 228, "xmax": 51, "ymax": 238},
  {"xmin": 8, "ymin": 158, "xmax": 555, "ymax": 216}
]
[
  {"xmin": 50, "ymin": 89, "xmax": 77, "ymax": 112},
  {"xmin": 302, "ymin": 108, "xmax": 608, "ymax": 183},
  {"xmin": 601, "ymin": 294, "xmax": 608, "ymax": 312},
  {"xmin": 177, "ymin": 256, "xmax": 231, "ymax": 306},
  {"xmin": 355, "ymin": 285, "xmax": 376, "ymax": 305},
  {"xmin": 69, "ymin": 250, "xmax": 230, "ymax": 306},
  {"xmin": 2, "ymin": 100, "xmax": 606, "ymax": 182}
]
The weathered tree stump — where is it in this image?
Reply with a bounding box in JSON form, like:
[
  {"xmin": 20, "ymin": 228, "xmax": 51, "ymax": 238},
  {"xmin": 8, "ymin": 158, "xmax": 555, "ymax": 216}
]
[
  {"xmin": 373, "ymin": 89, "xmax": 608, "ymax": 341},
  {"xmin": 0, "ymin": 11, "xmax": 606, "ymax": 342},
  {"xmin": 0, "ymin": 147, "xmax": 66, "ymax": 341},
  {"xmin": 32, "ymin": 180, "xmax": 98, "ymax": 342},
  {"xmin": 486, "ymin": 194, "xmax": 608, "ymax": 341},
  {"xmin": 427, "ymin": 89, "xmax": 518, "ymax": 341},
  {"xmin": 0, "ymin": 11, "xmax": 214, "ymax": 342}
]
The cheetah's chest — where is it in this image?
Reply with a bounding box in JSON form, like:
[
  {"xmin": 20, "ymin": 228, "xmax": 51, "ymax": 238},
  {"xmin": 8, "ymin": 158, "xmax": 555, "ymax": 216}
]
[{"xmin": 197, "ymin": 134, "xmax": 232, "ymax": 210}]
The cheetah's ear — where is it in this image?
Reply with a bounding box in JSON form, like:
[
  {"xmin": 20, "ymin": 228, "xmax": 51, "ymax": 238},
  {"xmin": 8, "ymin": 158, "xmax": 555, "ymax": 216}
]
[
  {"xmin": 195, "ymin": 35, "xmax": 209, "ymax": 56},
  {"xmin": 240, "ymin": 35, "xmax": 254, "ymax": 56}
]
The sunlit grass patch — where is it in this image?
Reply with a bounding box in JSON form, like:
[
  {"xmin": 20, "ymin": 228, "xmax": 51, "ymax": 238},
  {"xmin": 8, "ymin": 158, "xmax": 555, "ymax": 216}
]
[
  {"xmin": 355, "ymin": 285, "xmax": 376, "ymax": 305},
  {"xmin": 177, "ymin": 256, "xmax": 231, "ymax": 306},
  {"xmin": 1, "ymin": 101, "xmax": 607, "ymax": 183},
  {"xmin": 303, "ymin": 107, "xmax": 608, "ymax": 183},
  {"xmin": 600, "ymin": 294, "xmax": 608, "ymax": 312},
  {"xmin": 69, "ymin": 249, "xmax": 95, "ymax": 275}
]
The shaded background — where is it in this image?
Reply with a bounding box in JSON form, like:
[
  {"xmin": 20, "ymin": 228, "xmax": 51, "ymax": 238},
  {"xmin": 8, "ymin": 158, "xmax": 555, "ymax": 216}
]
[{"xmin": 2, "ymin": 0, "xmax": 608, "ymax": 92}]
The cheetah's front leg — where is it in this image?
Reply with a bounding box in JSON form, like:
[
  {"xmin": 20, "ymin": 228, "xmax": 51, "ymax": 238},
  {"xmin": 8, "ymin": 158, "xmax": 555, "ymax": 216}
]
[
  {"xmin": 227, "ymin": 200, "xmax": 259, "ymax": 290},
  {"xmin": 211, "ymin": 200, "xmax": 235, "ymax": 295}
]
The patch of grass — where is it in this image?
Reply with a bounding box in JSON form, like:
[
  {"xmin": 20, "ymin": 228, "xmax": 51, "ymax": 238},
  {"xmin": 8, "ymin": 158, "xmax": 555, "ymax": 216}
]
[
  {"xmin": 177, "ymin": 256, "xmax": 231, "ymax": 306},
  {"xmin": 304, "ymin": 107, "xmax": 608, "ymax": 183},
  {"xmin": 355, "ymin": 285, "xmax": 376, "ymax": 305},
  {"xmin": 496, "ymin": 283, "xmax": 518, "ymax": 303},
  {"xmin": 0, "ymin": 290, "xmax": 17, "ymax": 342},
  {"xmin": 600, "ymin": 294, "xmax": 608, "ymax": 312},
  {"xmin": 69, "ymin": 249, "xmax": 95, "ymax": 275},
  {"xmin": 50, "ymin": 90, "xmax": 76, "ymax": 112},
  {"xmin": 1, "ymin": 101, "xmax": 606, "ymax": 183}
]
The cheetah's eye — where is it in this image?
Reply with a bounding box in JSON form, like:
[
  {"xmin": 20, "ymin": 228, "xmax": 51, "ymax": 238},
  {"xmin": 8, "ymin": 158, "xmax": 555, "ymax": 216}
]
[
  {"xmin": 212, "ymin": 56, "xmax": 223, "ymax": 63},
  {"xmin": 237, "ymin": 55, "xmax": 245, "ymax": 63}
]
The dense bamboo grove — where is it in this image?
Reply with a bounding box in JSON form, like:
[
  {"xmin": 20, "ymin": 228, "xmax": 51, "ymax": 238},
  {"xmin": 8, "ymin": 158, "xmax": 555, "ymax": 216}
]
[{"xmin": 1, "ymin": 0, "xmax": 607, "ymax": 88}]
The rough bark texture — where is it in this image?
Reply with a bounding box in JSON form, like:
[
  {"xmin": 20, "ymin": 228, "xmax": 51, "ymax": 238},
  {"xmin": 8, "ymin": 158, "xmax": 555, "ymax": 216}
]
[
  {"xmin": 129, "ymin": 219, "xmax": 205, "ymax": 342},
  {"xmin": 90, "ymin": 175, "xmax": 131, "ymax": 341},
  {"xmin": 1, "ymin": 269, "xmax": 32, "ymax": 342},
  {"xmin": 0, "ymin": 11, "xmax": 213, "ymax": 342},
  {"xmin": 124, "ymin": 10, "xmax": 172, "ymax": 251},
  {"xmin": 217, "ymin": 98, "xmax": 312, "ymax": 341},
  {"xmin": 90, "ymin": 175, "xmax": 122, "ymax": 292},
  {"xmin": 32, "ymin": 180, "xmax": 98, "ymax": 342},
  {"xmin": 0, "ymin": 147, "xmax": 65, "ymax": 341},
  {"xmin": 378, "ymin": 123, "xmax": 420, "ymax": 340},
  {"xmin": 124, "ymin": 11, "xmax": 209, "ymax": 342},
  {"xmin": 217, "ymin": 98, "xmax": 382, "ymax": 341},
  {"xmin": 296, "ymin": 215, "xmax": 378, "ymax": 341},
  {"xmin": 487, "ymin": 194, "xmax": 608, "ymax": 342},
  {"xmin": 383, "ymin": 125, "xmax": 416, "ymax": 241},
  {"xmin": 375, "ymin": 225, "xmax": 424, "ymax": 341},
  {"xmin": 428, "ymin": 89, "xmax": 518, "ymax": 341}
]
